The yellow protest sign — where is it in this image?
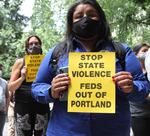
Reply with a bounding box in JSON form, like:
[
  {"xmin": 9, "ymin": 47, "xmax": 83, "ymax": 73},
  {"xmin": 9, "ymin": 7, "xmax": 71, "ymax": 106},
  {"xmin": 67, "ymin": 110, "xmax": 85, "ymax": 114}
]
[
  {"xmin": 25, "ymin": 55, "xmax": 44, "ymax": 82},
  {"xmin": 68, "ymin": 52, "xmax": 115, "ymax": 113}
]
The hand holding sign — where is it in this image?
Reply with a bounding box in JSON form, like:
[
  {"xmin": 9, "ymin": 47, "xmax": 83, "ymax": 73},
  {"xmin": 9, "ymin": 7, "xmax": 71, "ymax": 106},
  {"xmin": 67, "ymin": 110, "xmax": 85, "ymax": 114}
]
[
  {"xmin": 21, "ymin": 66, "xmax": 27, "ymax": 80},
  {"xmin": 51, "ymin": 73, "xmax": 70, "ymax": 99},
  {"xmin": 112, "ymin": 71, "xmax": 133, "ymax": 93}
]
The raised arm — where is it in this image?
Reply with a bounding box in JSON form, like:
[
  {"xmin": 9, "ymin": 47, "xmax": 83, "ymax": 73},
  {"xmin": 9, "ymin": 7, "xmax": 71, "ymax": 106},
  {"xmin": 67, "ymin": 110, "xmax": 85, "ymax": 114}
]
[{"xmin": 8, "ymin": 58, "xmax": 26, "ymax": 92}]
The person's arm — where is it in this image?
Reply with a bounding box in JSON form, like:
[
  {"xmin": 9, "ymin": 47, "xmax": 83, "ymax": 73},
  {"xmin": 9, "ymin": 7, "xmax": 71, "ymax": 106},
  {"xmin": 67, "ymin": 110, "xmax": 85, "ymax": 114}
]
[
  {"xmin": 8, "ymin": 58, "xmax": 26, "ymax": 92},
  {"xmin": 32, "ymin": 48, "xmax": 56, "ymax": 103},
  {"xmin": 115, "ymin": 45, "xmax": 150, "ymax": 102},
  {"xmin": 31, "ymin": 47, "xmax": 70, "ymax": 104}
]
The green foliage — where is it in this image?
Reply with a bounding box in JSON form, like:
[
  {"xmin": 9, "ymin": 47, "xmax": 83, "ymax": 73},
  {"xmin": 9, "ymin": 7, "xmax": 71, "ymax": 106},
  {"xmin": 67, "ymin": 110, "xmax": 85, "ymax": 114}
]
[
  {"xmin": 0, "ymin": 0, "xmax": 29, "ymax": 78},
  {"xmin": 30, "ymin": 0, "xmax": 77, "ymax": 54},
  {"xmin": 30, "ymin": 0, "xmax": 63, "ymax": 53},
  {"xmin": 97, "ymin": 0, "xmax": 150, "ymax": 46}
]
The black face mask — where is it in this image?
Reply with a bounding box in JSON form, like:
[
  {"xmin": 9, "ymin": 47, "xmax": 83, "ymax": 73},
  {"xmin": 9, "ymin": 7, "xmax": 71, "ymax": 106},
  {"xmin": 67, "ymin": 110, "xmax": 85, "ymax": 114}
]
[
  {"xmin": 72, "ymin": 17, "xmax": 100, "ymax": 39},
  {"xmin": 27, "ymin": 44, "xmax": 42, "ymax": 55}
]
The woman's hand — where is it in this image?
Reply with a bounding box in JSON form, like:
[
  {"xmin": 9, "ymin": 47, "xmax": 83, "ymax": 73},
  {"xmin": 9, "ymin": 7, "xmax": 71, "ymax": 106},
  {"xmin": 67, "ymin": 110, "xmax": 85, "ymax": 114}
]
[
  {"xmin": 21, "ymin": 66, "xmax": 27, "ymax": 80},
  {"xmin": 112, "ymin": 71, "xmax": 133, "ymax": 93},
  {"xmin": 51, "ymin": 73, "xmax": 70, "ymax": 99}
]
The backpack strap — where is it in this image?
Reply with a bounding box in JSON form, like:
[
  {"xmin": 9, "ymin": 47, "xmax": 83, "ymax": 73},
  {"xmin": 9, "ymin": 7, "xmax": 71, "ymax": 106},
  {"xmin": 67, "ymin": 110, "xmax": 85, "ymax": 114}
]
[
  {"xmin": 112, "ymin": 42, "xmax": 126, "ymax": 71},
  {"xmin": 49, "ymin": 44, "xmax": 64, "ymax": 77}
]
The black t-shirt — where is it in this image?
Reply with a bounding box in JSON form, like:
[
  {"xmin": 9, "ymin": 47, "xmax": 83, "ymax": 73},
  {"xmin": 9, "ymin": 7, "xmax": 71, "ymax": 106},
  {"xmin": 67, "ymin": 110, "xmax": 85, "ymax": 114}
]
[{"xmin": 15, "ymin": 81, "xmax": 35, "ymax": 103}]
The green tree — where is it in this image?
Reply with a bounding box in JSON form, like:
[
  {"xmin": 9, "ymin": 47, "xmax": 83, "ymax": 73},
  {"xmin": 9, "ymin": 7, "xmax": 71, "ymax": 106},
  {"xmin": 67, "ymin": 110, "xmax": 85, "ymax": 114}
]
[
  {"xmin": 31, "ymin": 0, "xmax": 149, "ymax": 47},
  {"xmin": 0, "ymin": 0, "xmax": 29, "ymax": 78},
  {"xmin": 30, "ymin": 0, "xmax": 77, "ymax": 53},
  {"xmin": 31, "ymin": 0, "xmax": 62, "ymax": 53},
  {"xmin": 97, "ymin": 0, "xmax": 150, "ymax": 46}
]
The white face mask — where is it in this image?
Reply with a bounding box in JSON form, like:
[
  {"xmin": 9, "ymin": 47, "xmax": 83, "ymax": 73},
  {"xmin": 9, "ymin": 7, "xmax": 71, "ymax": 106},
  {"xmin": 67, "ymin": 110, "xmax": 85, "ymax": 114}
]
[
  {"xmin": 27, "ymin": 44, "xmax": 42, "ymax": 55},
  {"xmin": 0, "ymin": 70, "xmax": 2, "ymax": 77},
  {"xmin": 138, "ymin": 52, "xmax": 147, "ymax": 61}
]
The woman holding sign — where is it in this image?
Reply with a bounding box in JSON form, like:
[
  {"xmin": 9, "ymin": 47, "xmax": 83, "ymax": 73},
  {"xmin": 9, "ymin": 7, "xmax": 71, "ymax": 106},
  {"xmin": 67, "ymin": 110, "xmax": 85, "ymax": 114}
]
[
  {"xmin": 32, "ymin": 0, "xmax": 150, "ymax": 136},
  {"xmin": 8, "ymin": 35, "xmax": 49, "ymax": 136}
]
